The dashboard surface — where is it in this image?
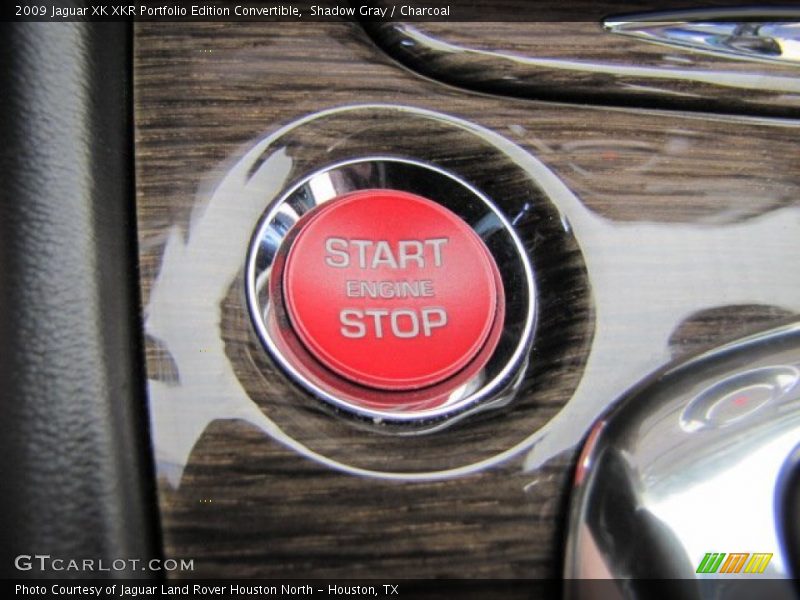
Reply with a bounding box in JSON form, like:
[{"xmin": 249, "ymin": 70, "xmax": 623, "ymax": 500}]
[{"xmin": 134, "ymin": 21, "xmax": 800, "ymax": 579}]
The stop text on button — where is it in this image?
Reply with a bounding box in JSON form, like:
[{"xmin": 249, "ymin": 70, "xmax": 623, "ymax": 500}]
[{"xmin": 340, "ymin": 307, "xmax": 448, "ymax": 339}]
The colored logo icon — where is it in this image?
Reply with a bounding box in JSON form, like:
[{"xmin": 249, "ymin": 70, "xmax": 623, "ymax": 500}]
[{"xmin": 696, "ymin": 552, "xmax": 773, "ymax": 574}]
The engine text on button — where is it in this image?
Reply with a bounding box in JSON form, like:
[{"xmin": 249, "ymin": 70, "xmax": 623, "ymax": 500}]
[{"xmin": 345, "ymin": 279, "xmax": 435, "ymax": 299}]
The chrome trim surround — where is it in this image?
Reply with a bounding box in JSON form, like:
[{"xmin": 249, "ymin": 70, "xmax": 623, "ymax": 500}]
[
  {"xmin": 606, "ymin": 9, "xmax": 800, "ymax": 66},
  {"xmin": 777, "ymin": 443, "xmax": 800, "ymax": 585},
  {"xmin": 565, "ymin": 321, "xmax": 800, "ymax": 593},
  {"xmin": 246, "ymin": 157, "xmax": 536, "ymax": 426}
]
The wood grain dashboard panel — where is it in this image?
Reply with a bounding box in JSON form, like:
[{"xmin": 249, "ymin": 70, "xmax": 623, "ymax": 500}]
[
  {"xmin": 366, "ymin": 22, "xmax": 800, "ymax": 117},
  {"xmin": 134, "ymin": 21, "xmax": 800, "ymax": 579}
]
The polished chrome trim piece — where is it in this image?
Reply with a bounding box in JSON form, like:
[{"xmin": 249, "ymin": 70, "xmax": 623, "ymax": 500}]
[
  {"xmin": 246, "ymin": 157, "xmax": 536, "ymax": 425},
  {"xmin": 777, "ymin": 443, "xmax": 800, "ymax": 582},
  {"xmin": 564, "ymin": 322, "xmax": 800, "ymax": 590},
  {"xmin": 606, "ymin": 9, "xmax": 800, "ymax": 66}
]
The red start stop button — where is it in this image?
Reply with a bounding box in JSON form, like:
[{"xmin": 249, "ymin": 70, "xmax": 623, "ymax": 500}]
[{"xmin": 283, "ymin": 189, "xmax": 504, "ymax": 391}]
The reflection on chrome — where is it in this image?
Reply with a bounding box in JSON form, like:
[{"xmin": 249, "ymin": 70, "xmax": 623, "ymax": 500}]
[
  {"xmin": 565, "ymin": 322, "xmax": 800, "ymax": 595},
  {"xmin": 606, "ymin": 10, "xmax": 800, "ymax": 66},
  {"xmin": 680, "ymin": 365, "xmax": 799, "ymax": 432}
]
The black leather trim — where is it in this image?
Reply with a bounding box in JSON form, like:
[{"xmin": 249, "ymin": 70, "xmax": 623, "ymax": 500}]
[{"xmin": 0, "ymin": 23, "xmax": 161, "ymax": 578}]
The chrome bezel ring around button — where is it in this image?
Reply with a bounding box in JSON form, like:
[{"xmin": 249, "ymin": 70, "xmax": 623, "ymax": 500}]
[{"xmin": 246, "ymin": 157, "xmax": 536, "ymax": 426}]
